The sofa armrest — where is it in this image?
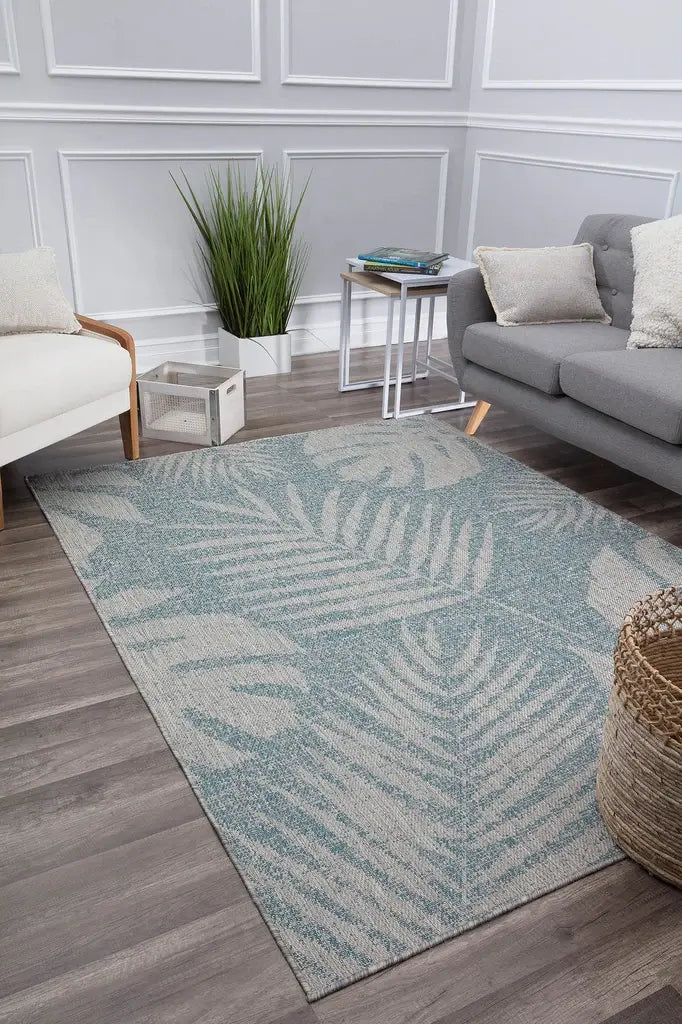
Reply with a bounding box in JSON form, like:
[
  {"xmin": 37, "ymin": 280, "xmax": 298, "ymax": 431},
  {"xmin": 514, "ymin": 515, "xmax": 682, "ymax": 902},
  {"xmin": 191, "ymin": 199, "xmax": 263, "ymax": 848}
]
[
  {"xmin": 76, "ymin": 315, "xmax": 136, "ymax": 380},
  {"xmin": 446, "ymin": 268, "xmax": 494, "ymax": 383}
]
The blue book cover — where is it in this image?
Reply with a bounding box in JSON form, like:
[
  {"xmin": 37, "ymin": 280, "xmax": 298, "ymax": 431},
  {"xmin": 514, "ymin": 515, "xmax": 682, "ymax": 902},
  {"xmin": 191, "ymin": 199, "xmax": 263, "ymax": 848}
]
[{"xmin": 357, "ymin": 246, "xmax": 448, "ymax": 268}]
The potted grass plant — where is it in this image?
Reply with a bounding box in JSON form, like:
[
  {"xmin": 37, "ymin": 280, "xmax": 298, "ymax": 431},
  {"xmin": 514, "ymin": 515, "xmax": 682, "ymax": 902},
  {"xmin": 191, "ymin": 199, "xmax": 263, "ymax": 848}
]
[{"xmin": 173, "ymin": 164, "xmax": 309, "ymax": 377}]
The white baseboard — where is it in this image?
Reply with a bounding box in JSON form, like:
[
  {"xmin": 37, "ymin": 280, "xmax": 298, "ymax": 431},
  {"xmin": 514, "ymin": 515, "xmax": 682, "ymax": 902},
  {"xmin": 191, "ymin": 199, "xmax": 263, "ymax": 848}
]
[
  {"xmin": 125, "ymin": 294, "xmax": 448, "ymax": 372},
  {"xmin": 134, "ymin": 333, "xmax": 219, "ymax": 369}
]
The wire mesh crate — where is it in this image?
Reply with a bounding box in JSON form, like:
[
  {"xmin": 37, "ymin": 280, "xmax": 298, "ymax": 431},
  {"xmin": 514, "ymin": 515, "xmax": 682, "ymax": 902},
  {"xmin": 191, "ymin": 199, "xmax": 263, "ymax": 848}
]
[{"xmin": 137, "ymin": 361, "xmax": 245, "ymax": 446}]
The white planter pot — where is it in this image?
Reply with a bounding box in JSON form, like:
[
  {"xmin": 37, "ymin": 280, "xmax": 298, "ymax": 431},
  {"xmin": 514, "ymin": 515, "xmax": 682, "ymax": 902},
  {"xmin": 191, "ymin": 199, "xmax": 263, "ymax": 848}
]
[{"xmin": 218, "ymin": 328, "xmax": 291, "ymax": 378}]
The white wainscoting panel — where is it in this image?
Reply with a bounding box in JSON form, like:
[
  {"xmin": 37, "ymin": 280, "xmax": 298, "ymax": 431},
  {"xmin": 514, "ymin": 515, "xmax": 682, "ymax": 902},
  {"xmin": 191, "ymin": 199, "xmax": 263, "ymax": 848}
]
[
  {"xmin": 466, "ymin": 151, "xmax": 679, "ymax": 255},
  {"xmin": 281, "ymin": 0, "xmax": 457, "ymax": 88},
  {"xmin": 41, "ymin": 0, "xmax": 260, "ymax": 80},
  {"xmin": 59, "ymin": 150, "xmax": 262, "ymax": 313},
  {"xmin": 0, "ymin": 0, "xmax": 18, "ymax": 73},
  {"xmin": 482, "ymin": 0, "xmax": 682, "ymax": 89},
  {"xmin": 284, "ymin": 148, "xmax": 449, "ymax": 294},
  {"xmin": 0, "ymin": 152, "xmax": 42, "ymax": 249}
]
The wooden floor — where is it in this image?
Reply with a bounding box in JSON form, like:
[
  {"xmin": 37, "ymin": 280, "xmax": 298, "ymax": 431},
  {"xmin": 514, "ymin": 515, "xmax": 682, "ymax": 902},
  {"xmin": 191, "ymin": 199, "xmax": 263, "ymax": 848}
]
[{"xmin": 1, "ymin": 344, "xmax": 682, "ymax": 1024}]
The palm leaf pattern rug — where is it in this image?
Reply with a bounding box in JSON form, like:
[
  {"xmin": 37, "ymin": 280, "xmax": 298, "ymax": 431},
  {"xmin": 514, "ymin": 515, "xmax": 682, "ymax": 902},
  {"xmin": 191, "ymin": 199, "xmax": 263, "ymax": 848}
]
[{"xmin": 28, "ymin": 418, "xmax": 682, "ymax": 1000}]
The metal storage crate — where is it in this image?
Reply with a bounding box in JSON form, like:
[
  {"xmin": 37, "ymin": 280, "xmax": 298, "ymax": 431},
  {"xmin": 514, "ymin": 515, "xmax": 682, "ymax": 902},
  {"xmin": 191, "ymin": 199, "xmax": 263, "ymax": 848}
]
[{"xmin": 137, "ymin": 361, "xmax": 245, "ymax": 446}]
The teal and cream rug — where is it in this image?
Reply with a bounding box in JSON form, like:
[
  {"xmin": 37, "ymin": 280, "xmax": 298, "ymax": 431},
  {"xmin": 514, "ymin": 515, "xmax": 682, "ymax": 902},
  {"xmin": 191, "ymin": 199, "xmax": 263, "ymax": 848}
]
[{"xmin": 28, "ymin": 419, "xmax": 682, "ymax": 1000}]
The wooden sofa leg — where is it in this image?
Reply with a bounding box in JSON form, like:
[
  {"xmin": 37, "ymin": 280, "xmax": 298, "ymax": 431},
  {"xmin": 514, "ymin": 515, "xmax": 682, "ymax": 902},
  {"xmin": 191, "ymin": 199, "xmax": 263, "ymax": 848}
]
[
  {"xmin": 0, "ymin": 470, "xmax": 4, "ymax": 531},
  {"xmin": 465, "ymin": 401, "xmax": 491, "ymax": 436},
  {"xmin": 120, "ymin": 381, "xmax": 140, "ymax": 460}
]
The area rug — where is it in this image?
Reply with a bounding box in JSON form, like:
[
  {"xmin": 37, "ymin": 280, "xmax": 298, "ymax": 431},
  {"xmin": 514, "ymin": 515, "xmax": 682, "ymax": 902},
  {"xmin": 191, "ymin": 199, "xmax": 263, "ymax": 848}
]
[{"xmin": 28, "ymin": 418, "xmax": 682, "ymax": 1001}]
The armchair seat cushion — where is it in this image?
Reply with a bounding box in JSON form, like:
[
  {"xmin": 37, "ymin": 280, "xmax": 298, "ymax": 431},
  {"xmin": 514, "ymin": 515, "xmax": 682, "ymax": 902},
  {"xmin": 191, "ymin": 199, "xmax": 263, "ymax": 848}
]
[
  {"xmin": 0, "ymin": 332, "xmax": 132, "ymax": 437},
  {"xmin": 559, "ymin": 349, "xmax": 682, "ymax": 444},
  {"xmin": 462, "ymin": 321, "xmax": 628, "ymax": 395}
]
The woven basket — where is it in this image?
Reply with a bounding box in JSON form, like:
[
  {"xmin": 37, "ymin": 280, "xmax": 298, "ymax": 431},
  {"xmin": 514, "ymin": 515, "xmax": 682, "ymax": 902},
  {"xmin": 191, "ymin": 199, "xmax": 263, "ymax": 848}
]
[{"xmin": 596, "ymin": 587, "xmax": 682, "ymax": 888}]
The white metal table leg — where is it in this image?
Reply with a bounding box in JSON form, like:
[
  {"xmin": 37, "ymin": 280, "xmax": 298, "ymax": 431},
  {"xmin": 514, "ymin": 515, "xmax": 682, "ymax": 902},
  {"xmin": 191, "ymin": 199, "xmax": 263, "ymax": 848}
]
[
  {"xmin": 381, "ymin": 298, "xmax": 395, "ymax": 419},
  {"xmin": 338, "ymin": 266, "xmax": 473, "ymax": 414},
  {"xmin": 425, "ymin": 296, "xmax": 435, "ymax": 374},
  {"xmin": 411, "ymin": 297, "xmax": 422, "ymax": 383},
  {"xmin": 392, "ymin": 284, "xmax": 408, "ymax": 419},
  {"xmin": 338, "ymin": 275, "xmax": 351, "ymax": 389},
  {"xmin": 395, "ymin": 291, "xmax": 476, "ymax": 419}
]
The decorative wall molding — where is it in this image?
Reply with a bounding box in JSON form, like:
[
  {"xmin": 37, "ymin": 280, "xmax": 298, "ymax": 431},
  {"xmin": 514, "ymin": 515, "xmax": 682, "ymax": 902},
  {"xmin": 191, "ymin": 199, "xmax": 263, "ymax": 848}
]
[
  {"xmin": 0, "ymin": 151, "xmax": 42, "ymax": 245},
  {"xmin": 95, "ymin": 289, "xmax": 391, "ymax": 325},
  {"xmin": 282, "ymin": 148, "xmax": 450, "ymax": 250},
  {"xmin": 280, "ymin": 0, "xmax": 458, "ymax": 89},
  {"xmin": 466, "ymin": 150, "xmax": 680, "ymax": 256},
  {"xmin": 134, "ymin": 333, "xmax": 220, "ymax": 373},
  {"xmin": 58, "ymin": 149, "xmax": 262, "ymax": 312},
  {"xmin": 40, "ymin": 0, "xmax": 261, "ymax": 81},
  {"xmin": 94, "ymin": 303, "xmax": 216, "ymax": 321},
  {"xmin": 0, "ymin": 0, "xmax": 19, "ymax": 74},
  {"xmin": 466, "ymin": 111, "xmax": 682, "ymax": 143},
  {"xmin": 0, "ymin": 102, "xmax": 466, "ymax": 127},
  {"xmin": 481, "ymin": 0, "xmax": 682, "ymax": 91},
  {"xmin": 90, "ymin": 149, "xmax": 449, "ymax": 328},
  {"xmin": 4, "ymin": 104, "xmax": 682, "ymax": 142}
]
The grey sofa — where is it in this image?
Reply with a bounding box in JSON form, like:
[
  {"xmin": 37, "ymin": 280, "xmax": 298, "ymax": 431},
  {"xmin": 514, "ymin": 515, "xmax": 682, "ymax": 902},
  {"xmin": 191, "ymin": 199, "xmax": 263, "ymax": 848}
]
[{"xmin": 447, "ymin": 213, "xmax": 682, "ymax": 494}]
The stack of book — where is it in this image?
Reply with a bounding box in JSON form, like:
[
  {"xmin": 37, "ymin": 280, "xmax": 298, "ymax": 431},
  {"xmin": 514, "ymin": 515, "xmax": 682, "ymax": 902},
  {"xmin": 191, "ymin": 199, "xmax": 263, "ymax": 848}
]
[{"xmin": 357, "ymin": 247, "xmax": 448, "ymax": 276}]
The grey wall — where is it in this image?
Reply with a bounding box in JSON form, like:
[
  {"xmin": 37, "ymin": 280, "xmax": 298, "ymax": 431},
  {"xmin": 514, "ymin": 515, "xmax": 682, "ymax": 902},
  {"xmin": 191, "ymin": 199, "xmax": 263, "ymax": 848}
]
[
  {"xmin": 460, "ymin": 0, "xmax": 682, "ymax": 255},
  {"xmin": 0, "ymin": 0, "xmax": 474, "ymax": 368},
  {"xmin": 2, "ymin": 1, "xmax": 682, "ymax": 370}
]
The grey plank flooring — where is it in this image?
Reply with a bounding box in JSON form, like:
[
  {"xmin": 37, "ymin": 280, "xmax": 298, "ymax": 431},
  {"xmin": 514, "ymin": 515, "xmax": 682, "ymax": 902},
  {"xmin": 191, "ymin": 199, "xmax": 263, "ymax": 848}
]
[
  {"xmin": 1, "ymin": 344, "xmax": 681, "ymax": 1024},
  {"xmin": 600, "ymin": 986, "xmax": 682, "ymax": 1023}
]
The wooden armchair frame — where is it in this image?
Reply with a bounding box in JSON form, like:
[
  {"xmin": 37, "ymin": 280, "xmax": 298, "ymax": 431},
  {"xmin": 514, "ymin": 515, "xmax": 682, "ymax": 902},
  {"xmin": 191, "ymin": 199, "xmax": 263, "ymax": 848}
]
[{"xmin": 76, "ymin": 315, "xmax": 139, "ymax": 462}]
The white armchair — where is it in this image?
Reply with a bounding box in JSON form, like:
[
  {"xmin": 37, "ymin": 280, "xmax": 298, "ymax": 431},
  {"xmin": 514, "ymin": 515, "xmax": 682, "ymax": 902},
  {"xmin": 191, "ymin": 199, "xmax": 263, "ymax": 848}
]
[{"xmin": 0, "ymin": 315, "xmax": 139, "ymax": 528}]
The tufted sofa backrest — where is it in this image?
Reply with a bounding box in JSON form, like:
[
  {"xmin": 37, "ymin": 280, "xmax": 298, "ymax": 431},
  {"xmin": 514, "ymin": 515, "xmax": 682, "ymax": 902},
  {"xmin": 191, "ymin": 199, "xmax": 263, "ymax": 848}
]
[{"xmin": 573, "ymin": 213, "xmax": 653, "ymax": 330}]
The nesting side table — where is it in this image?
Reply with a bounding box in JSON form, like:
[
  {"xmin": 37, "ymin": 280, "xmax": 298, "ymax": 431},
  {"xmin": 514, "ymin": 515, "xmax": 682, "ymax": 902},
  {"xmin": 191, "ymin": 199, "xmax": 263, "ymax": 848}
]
[{"xmin": 338, "ymin": 257, "xmax": 477, "ymax": 419}]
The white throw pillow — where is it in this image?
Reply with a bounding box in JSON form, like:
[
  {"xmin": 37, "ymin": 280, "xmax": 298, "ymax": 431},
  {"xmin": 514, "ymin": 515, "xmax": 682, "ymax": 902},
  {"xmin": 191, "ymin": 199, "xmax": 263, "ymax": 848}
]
[
  {"xmin": 627, "ymin": 214, "xmax": 682, "ymax": 349},
  {"xmin": 474, "ymin": 243, "xmax": 610, "ymax": 327},
  {"xmin": 0, "ymin": 247, "xmax": 80, "ymax": 335}
]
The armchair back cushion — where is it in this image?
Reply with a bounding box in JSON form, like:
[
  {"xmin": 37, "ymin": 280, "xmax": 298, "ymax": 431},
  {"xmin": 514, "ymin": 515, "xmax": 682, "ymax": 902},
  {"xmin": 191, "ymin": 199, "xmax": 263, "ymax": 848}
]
[{"xmin": 0, "ymin": 247, "xmax": 80, "ymax": 335}]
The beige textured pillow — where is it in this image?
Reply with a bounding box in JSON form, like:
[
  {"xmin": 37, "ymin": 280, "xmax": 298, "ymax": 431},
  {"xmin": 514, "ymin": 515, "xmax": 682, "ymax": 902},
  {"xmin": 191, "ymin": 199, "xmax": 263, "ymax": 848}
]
[
  {"xmin": 474, "ymin": 243, "xmax": 610, "ymax": 327},
  {"xmin": 627, "ymin": 214, "xmax": 682, "ymax": 349},
  {"xmin": 0, "ymin": 247, "xmax": 80, "ymax": 335}
]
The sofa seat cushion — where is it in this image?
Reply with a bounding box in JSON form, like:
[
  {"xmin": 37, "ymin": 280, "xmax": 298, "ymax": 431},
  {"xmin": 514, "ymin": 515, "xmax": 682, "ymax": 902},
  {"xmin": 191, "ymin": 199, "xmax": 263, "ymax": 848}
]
[
  {"xmin": 0, "ymin": 332, "xmax": 132, "ymax": 437},
  {"xmin": 559, "ymin": 349, "xmax": 682, "ymax": 444},
  {"xmin": 462, "ymin": 321, "xmax": 628, "ymax": 395}
]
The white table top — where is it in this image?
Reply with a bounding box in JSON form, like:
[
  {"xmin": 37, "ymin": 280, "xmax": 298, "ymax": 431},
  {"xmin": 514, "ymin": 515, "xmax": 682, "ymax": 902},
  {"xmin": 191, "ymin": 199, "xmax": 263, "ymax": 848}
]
[{"xmin": 346, "ymin": 255, "xmax": 475, "ymax": 287}]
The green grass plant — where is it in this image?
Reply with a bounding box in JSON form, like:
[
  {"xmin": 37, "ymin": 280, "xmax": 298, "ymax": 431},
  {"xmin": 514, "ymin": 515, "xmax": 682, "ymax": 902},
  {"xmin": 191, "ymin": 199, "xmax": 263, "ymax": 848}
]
[{"xmin": 173, "ymin": 163, "xmax": 309, "ymax": 338}]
